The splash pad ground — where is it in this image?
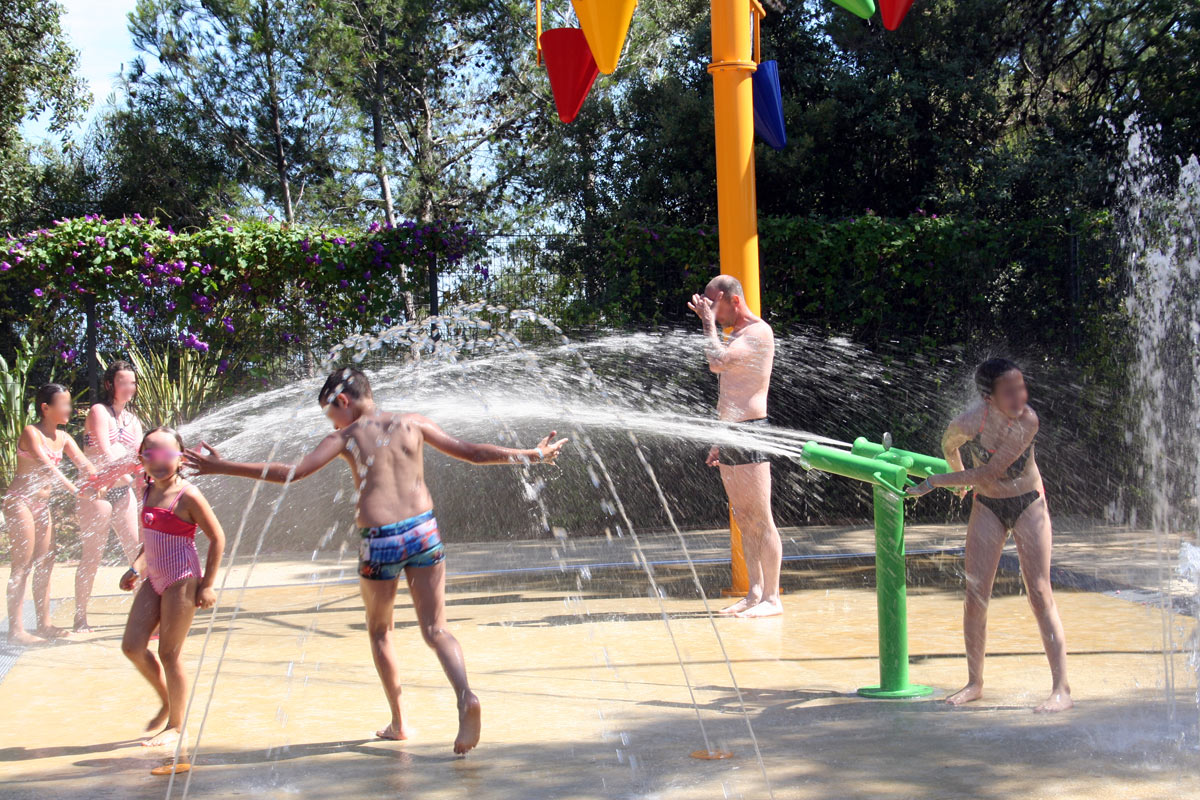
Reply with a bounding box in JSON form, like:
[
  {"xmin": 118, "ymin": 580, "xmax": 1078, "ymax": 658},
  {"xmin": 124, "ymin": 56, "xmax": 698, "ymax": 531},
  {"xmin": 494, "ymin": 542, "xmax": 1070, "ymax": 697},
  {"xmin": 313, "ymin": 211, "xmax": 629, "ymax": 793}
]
[{"xmin": 1, "ymin": 521, "xmax": 1196, "ymax": 800}]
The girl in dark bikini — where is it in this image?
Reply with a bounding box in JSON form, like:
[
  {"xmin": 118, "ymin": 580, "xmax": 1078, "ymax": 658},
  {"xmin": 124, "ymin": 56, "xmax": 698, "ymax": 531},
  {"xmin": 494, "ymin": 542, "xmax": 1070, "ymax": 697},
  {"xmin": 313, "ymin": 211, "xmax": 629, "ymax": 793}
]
[
  {"xmin": 3, "ymin": 384, "xmax": 98, "ymax": 644},
  {"xmin": 75, "ymin": 360, "xmax": 144, "ymax": 631},
  {"xmin": 907, "ymin": 359, "xmax": 1072, "ymax": 712}
]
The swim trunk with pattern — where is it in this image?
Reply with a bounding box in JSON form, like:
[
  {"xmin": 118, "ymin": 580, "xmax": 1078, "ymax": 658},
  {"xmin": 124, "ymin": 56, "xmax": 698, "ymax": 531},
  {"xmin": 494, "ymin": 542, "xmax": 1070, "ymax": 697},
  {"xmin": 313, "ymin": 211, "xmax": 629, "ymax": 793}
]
[{"xmin": 358, "ymin": 510, "xmax": 445, "ymax": 580}]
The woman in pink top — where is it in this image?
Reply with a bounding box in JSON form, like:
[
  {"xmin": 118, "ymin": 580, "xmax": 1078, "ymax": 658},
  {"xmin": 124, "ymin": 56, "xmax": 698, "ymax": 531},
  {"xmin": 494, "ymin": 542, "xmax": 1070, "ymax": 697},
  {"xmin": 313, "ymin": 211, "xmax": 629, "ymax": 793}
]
[
  {"xmin": 76, "ymin": 361, "xmax": 144, "ymax": 631},
  {"xmin": 119, "ymin": 427, "xmax": 224, "ymax": 766},
  {"xmin": 3, "ymin": 384, "xmax": 98, "ymax": 644}
]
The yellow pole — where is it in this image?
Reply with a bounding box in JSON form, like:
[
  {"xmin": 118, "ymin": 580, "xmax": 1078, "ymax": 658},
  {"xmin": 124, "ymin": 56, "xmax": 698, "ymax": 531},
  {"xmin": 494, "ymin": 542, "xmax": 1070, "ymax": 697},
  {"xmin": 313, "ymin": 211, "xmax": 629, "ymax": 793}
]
[{"xmin": 709, "ymin": 0, "xmax": 761, "ymax": 596}]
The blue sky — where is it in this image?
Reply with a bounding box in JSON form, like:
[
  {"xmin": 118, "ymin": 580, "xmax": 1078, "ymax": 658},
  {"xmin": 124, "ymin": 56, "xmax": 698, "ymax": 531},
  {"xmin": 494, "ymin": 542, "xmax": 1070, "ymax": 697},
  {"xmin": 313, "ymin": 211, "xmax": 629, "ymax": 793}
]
[{"xmin": 21, "ymin": 0, "xmax": 147, "ymax": 143}]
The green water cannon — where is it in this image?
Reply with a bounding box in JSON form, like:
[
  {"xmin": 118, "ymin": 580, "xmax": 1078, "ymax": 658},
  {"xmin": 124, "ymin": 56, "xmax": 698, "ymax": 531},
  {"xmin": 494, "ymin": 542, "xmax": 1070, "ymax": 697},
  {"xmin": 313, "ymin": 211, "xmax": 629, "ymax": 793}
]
[
  {"xmin": 797, "ymin": 435, "xmax": 948, "ymax": 700},
  {"xmin": 850, "ymin": 436, "xmax": 950, "ymax": 481}
]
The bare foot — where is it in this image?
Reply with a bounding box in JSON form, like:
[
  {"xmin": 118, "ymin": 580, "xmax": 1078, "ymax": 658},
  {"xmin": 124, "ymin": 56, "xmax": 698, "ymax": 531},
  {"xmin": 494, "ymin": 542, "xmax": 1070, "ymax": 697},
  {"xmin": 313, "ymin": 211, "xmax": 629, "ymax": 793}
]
[
  {"xmin": 453, "ymin": 692, "xmax": 482, "ymax": 755},
  {"xmin": 143, "ymin": 726, "xmax": 180, "ymax": 748},
  {"xmin": 735, "ymin": 599, "xmax": 783, "ymax": 619},
  {"xmin": 73, "ymin": 619, "xmax": 94, "ymax": 634},
  {"xmin": 718, "ymin": 597, "xmax": 754, "ymax": 615},
  {"xmin": 376, "ymin": 720, "xmax": 413, "ymax": 741},
  {"xmin": 946, "ymin": 683, "xmax": 984, "ymax": 706},
  {"xmin": 33, "ymin": 625, "xmax": 69, "ymax": 639},
  {"xmin": 146, "ymin": 704, "xmax": 169, "ymax": 732},
  {"xmin": 1034, "ymin": 688, "xmax": 1073, "ymax": 713},
  {"xmin": 6, "ymin": 630, "xmax": 46, "ymax": 646}
]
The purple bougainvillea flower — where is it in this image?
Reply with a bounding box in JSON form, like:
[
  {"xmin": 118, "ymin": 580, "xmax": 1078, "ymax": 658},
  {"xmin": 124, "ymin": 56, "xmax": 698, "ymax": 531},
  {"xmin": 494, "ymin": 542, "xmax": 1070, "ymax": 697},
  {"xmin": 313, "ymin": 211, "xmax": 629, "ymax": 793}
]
[
  {"xmin": 222, "ymin": 316, "xmax": 235, "ymax": 332},
  {"xmin": 33, "ymin": 288, "xmax": 44, "ymax": 297},
  {"xmin": 363, "ymin": 271, "xmax": 372, "ymax": 280},
  {"xmin": 71, "ymin": 251, "xmax": 81, "ymax": 258},
  {"xmin": 217, "ymin": 358, "xmax": 229, "ymax": 374},
  {"xmin": 222, "ymin": 214, "xmax": 231, "ymax": 222},
  {"xmin": 166, "ymin": 301, "xmax": 176, "ymax": 311},
  {"xmin": 0, "ymin": 262, "xmax": 9, "ymax": 271},
  {"xmin": 104, "ymin": 265, "xmax": 113, "ymax": 275},
  {"xmin": 339, "ymin": 279, "xmax": 349, "ymax": 289},
  {"xmin": 201, "ymin": 265, "xmax": 213, "ymax": 275},
  {"xmin": 95, "ymin": 236, "xmax": 106, "ymax": 246},
  {"xmin": 300, "ymin": 239, "xmax": 311, "ymax": 252}
]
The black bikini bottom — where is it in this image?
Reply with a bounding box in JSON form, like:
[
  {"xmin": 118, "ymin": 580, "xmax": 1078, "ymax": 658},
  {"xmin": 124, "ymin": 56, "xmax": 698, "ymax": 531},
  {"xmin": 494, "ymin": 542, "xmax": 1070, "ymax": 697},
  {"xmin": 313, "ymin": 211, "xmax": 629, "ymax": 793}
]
[{"xmin": 974, "ymin": 490, "xmax": 1043, "ymax": 530}]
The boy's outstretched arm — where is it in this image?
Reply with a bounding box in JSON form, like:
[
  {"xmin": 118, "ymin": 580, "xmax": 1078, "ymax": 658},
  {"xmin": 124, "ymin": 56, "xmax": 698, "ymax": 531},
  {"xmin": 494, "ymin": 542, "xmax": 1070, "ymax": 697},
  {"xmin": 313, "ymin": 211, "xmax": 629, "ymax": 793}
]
[
  {"xmin": 415, "ymin": 416, "xmax": 568, "ymax": 465},
  {"xmin": 184, "ymin": 432, "xmax": 346, "ymax": 483}
]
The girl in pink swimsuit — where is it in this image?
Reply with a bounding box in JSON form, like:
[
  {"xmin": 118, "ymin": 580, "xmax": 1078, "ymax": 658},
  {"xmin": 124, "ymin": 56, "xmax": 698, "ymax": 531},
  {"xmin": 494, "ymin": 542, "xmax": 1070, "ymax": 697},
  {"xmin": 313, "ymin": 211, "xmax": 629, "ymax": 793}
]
[
  {"xmin": 119, "ymin": 427, "xmax": 225, "ymax": 764},
  {"xmin": 3, "ymin": 384, "xmax": 98, "ymax": 644}
]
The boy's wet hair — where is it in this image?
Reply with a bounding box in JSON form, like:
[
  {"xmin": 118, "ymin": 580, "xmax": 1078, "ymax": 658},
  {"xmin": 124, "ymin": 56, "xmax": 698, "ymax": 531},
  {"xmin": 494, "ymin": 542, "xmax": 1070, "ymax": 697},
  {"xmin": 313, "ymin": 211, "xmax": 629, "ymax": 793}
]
[
  {"xmin": 975, "ymin": 358, "xmax": 1022, "ymax": 396},
  {"xmin": 318, "ymin": 367, "xmax": 373, "ymax": 406},
  {"xmin": 35, "ymin": 383, "xmax": 68, "ymax": 419}
]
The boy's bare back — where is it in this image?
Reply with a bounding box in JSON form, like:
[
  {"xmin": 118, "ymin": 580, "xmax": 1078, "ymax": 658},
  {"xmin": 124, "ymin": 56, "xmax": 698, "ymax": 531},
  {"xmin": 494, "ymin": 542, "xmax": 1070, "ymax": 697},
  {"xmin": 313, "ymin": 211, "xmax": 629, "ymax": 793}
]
[{"xmin": 333, "ymin": 411, "xmax": 437, "ymax": 528}]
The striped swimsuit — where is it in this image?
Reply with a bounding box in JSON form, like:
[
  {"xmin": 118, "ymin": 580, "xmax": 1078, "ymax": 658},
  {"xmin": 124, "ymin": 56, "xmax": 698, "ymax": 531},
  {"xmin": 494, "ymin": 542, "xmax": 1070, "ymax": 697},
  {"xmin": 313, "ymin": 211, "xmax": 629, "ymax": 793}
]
[
  {"xmin": 87, "ymin": 406, "xmax": 139, "ymax": 504},
  {"xmin": 141, "ymin": 482, "xmax": 202, "ymax": 595}
]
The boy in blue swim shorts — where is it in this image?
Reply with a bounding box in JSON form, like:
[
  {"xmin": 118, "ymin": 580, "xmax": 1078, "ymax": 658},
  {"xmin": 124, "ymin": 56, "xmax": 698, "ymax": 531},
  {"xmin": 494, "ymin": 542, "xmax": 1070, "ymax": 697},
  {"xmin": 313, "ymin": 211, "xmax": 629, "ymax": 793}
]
[{"xmin": 185, "ymin": 367, "xmax": 568, "ymax": 755}]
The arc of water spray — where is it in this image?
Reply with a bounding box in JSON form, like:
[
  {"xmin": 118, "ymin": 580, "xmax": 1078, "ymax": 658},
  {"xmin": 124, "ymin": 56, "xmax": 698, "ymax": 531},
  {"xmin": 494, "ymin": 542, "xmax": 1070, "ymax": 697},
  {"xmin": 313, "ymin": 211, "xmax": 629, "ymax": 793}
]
[
  {"xmin": 562, "ymin": 344, "xmax": 776, "ymax": 796},
  {"xmin": 463, "ymin": 308, "xmax": 776, "ymax": 794},
  {"xmin": 168, "ymin": 395, "xmax": 330, "ymax": 798}
]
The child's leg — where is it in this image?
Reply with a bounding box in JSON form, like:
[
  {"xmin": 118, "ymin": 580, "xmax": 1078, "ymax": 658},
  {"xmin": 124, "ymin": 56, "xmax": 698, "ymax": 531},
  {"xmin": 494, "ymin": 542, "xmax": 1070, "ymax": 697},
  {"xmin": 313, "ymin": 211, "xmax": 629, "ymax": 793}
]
[
  {"xmin": 1012, "ymin": 498, "xmax": 1072, "ymax": 712},
  {"xmin": 74, "ymin": 496, "xmax": 113, "ymax": 630},
  {"xmin": 145, "ymin": 577, "xmax": 199, "ymax": 746},
  {"xmin": 112, "ymin": 490, "xmax": 142, "ymax": 562},
  {"xmin": 406, "ymin": 561, "xmax": 480, "ymax": 755},
  {"xmin": 359, "ymin": 576, "xmax": 410, "ymax": 740},
  {"xmin": 31, "ymin": 508, "xmax": 63, "ymax": 637},
  {"xmin": 947, "ymin": 502, "xmax": 1007, "ymax": 706},
  {"xmin": 122, "ymin": 581, "xmax": 169, "ymax": 731},
  {"xmin": 3, "ymin": 498, "xmax": 43, "ymax": 644}
]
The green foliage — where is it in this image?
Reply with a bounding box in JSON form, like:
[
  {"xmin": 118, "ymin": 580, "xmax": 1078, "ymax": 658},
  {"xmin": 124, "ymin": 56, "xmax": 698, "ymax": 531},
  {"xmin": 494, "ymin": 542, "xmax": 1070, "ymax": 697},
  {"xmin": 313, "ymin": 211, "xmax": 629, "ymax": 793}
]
[
  {"xmin": 0, "ymin": 333, "xmax": 43, "ymax": 488},
  {"xmin": 0, "ymin": 0, "xmax": 90, "ymax": 230},
  {"xmin": 0, "ymin": 214, "xmax": 484, "ymax": 370},
  {"xmin": 128, "ymin": 0, "xmax": 354, "ymax": 224},
  {"xmin": 99, "ymin": 334, "xmax": 228, "ymax": 428},
  {"xmin": 552, "ymin": 212, "xmax": 1121, "ymax": 354}
]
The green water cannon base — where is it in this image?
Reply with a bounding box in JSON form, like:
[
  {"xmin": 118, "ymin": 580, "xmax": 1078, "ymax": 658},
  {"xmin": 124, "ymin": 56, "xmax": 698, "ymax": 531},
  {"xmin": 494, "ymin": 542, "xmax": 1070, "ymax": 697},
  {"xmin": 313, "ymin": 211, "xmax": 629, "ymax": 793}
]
[{"xmin": 799, "ymin": 437, "xmax": 950, "ymax": 700}]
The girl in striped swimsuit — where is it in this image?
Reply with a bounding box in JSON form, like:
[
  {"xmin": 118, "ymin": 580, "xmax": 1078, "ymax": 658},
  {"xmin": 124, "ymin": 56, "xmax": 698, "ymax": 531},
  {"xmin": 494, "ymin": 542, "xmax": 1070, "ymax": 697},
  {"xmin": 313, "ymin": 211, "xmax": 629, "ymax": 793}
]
[
  {"xmin": 3, "ymin": 384, "xmax": 99, "ymax": 644},
  {"xmin": 119, "ymin": 427, "xmax": 225, "ymax": 767},
  {"xmin": 76, "ymin": 361, "xmax": 144, "ymax": 631}
]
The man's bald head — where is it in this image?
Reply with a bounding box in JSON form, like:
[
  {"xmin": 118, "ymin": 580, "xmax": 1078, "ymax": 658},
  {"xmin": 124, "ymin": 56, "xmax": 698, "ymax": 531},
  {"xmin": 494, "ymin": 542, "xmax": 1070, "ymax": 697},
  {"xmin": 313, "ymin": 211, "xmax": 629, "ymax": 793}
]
[
  {"xmin": 703, "ymin": 274, "xmax": 749, "ymax": 327},
  {"xmin": 706, "ymin": 275, "xmax": 745, "ymax": 300}
]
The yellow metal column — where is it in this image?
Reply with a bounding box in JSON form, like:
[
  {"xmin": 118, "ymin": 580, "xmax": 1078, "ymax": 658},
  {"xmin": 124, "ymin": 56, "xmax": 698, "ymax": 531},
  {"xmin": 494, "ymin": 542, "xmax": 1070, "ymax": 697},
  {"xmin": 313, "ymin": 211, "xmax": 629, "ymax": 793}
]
[{"xmin": 709, "ymin": 0, "xmax": 762, "ymax": 596}]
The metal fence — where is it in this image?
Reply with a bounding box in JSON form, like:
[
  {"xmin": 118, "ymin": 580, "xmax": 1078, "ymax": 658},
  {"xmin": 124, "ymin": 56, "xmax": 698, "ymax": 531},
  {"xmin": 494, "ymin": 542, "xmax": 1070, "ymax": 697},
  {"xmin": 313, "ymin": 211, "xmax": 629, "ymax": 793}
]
[{"xmin": 435, "ymin": 233, "xmax": 585, "ymax": 322}]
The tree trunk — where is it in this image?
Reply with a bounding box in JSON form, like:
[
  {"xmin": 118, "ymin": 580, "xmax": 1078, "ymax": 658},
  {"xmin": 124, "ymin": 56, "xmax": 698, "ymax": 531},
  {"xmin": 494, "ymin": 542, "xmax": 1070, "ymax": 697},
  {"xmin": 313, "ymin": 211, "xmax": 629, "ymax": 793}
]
[
  {"xmin": 262, "ymin": 0, "xmax": 294, "ymax": 223},
  {"xmin": 372, "ymin": 95, "xmax": 396, "ymax": 227},
  {"xmin": 85, "ymin": 296, "xmax": 99, "ymax": 401},
  {"xmin": 372, "ymin": 63, "xmax": 414, "ymax": 320}
]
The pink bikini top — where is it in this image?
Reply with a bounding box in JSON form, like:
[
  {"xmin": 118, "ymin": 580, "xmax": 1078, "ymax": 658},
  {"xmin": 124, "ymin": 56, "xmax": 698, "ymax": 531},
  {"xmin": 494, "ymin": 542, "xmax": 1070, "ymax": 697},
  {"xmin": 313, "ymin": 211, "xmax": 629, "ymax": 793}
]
[
  {"xmin": 17, "ymin": 428, "xmax": 63, "ymax": 465},
  {"xmin": 141, "ymin": 483, "xmax": 197, "ymax": 537}
]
